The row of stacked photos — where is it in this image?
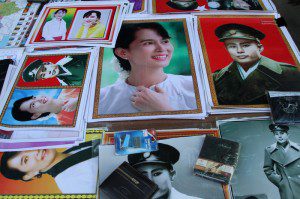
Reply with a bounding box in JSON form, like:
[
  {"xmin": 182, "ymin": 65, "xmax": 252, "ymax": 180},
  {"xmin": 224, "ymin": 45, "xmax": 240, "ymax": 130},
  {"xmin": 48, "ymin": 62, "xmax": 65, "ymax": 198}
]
[{"xmin": 0, "ymin": 0, "xmax": 299, "ymax": 199}]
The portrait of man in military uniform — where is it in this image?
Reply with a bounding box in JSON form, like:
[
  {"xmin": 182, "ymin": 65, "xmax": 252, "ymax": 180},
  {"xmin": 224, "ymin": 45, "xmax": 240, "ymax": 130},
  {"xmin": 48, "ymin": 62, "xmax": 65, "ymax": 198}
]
[
  {"xmin": 128, "ymin": 143, "xmax": 201, "ymax": 199},
  {"xmin": 21, "ymin": 54, "xmax": 88, "ymax": 86},
  {"xmin": 263, "ymin": 124, "xmax": 300, "ymax": 199},
  {"xmin": 98, "ymin": 136, "xmax": 225, "ymax": 199},
  {"xmin": 213, "ymin": 23, "xmax": 300, "ymax": 105}
]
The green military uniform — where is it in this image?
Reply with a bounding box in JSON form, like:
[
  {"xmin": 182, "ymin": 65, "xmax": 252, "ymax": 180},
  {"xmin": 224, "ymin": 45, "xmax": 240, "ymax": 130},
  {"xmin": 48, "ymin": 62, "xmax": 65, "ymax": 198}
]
[
  {"xmin": 213, "ymin": 23, "xmax": 300, "ymax": 105},
  {"xmin": 56, "ymin": 54, "xmax": 88, "ymax": 86},
  {"xmin": 264, "ymin": 141, "xmax": 300, "ymax": 199},
  {"xmin": 22, "ymin": 54, "xmax": 88, "ymax": 86},
  {"xmin": 213, "ymin": 56, "xmax": 300, "ymax": 105}
]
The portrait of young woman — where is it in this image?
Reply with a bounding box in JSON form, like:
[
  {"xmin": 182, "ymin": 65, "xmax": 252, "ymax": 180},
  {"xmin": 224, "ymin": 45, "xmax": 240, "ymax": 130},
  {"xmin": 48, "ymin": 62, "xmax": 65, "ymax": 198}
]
[{"xmin": 96, "ymin": 20, "xmax": 202, "ymax": 118}]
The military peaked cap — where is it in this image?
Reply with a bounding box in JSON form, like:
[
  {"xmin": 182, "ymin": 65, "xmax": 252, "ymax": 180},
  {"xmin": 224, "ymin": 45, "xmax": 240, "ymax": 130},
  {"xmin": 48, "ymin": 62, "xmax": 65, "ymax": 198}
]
[
  {"xmin": 22, "ymin": 60, "xmax": 43, "ymax": 82},
  {"xmin": 215, "ymin": 23, "xmax": 265, "ymax": 42},
  {"xmin": 128, "ymin": 143, "xmax": 180, "ymax": 169},
  {"xmin": 269, "ymin": 124, "xmax": 289, "ymax": 132}
]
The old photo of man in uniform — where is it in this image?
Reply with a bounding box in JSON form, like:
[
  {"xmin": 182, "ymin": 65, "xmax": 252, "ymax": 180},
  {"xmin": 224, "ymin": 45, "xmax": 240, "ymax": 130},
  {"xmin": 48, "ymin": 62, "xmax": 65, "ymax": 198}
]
[
  {"xmin": 213, "ymin": 23, "xmax": 300, "ymax": 105},
  {"xmin": 99, "ymin": 136, "xmax": 226, "ymax": 199},
  {"xmin": 219, "ymin": 120, "xmax": 300, "ymax": 199},
  {"xmin": 264, "ymin": 124, "xmax": 300, "ymax": 199}
]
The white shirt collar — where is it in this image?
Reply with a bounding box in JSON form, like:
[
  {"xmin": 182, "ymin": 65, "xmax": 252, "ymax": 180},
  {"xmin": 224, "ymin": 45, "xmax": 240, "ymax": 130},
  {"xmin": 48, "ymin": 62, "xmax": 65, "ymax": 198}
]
[{"xmin": 237, "ymin": 62, "xmax": 259, "ymax": 80}]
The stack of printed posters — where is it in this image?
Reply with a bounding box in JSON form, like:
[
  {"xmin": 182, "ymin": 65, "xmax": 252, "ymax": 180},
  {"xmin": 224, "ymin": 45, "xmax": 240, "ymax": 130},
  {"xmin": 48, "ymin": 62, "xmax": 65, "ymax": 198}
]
[
  {"xmin": 87, "ymin": 14, "xmax": 207, "ymax": 121},
  {"xmin": 195, "ymin": 12, "xmax": 300, "ymax": 114},
  {"xmin": 25, "ymin": 1, "xmax": 130, "ymax": 47},
  {"xmin": 0, "ymin": 47, "xmax": 99, "ymax": 150}
]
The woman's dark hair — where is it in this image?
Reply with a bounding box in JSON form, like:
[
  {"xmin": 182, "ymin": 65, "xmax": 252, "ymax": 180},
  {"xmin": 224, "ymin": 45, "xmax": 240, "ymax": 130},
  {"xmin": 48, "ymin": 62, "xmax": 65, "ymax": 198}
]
[
  {"xmin": 83, "ymin": 10, "xmax": 101, "ymax": 19},
  {"xmin": 0, "ymin": 152, "xmax": 42, "ymax": 181},
  {"xmin": 0, "ymin": 152, "xmax": 26, "ymax": 180},
  {"xmin": 54, "ymin": 8, "xmax": 67, "ymax": 15},
  {"xmin": 11, "ymin": 96, "xmax": 50, "ymax": 121},
  {"xmin": 113, "ymin": 22, "xmax": 171, "ymax": 71}
]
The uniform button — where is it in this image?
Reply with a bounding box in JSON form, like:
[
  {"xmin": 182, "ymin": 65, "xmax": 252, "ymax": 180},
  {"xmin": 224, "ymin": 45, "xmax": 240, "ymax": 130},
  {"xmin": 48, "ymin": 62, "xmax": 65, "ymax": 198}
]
[
  {"xmin": 297, "ymin": 165, "xmax": 300, "ymax": 167},
  {"xmin": 288, "ymin": 176, "xmax": 291, "ymax": 179},
  {"xmin": 298, "ymin": 175, "xmax": 300, "ymax": 178}
]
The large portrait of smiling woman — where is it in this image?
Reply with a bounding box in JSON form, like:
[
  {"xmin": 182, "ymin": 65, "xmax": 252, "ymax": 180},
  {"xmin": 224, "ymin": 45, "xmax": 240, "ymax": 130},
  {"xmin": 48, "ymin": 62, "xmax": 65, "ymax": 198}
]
[{"xmin": 89, "ymin": 17, "xmax": 206, "ymax": 121}]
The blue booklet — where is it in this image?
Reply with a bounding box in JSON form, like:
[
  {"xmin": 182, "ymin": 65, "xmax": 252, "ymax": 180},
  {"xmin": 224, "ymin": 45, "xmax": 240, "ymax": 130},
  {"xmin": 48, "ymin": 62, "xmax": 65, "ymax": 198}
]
[{"xmin": 114, "ymin": 129, "xmax": 158, "ymax": 155}]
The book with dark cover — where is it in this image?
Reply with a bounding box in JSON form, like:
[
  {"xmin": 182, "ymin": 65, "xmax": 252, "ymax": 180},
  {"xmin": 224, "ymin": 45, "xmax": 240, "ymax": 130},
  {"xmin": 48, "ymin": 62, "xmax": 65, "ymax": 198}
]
[
  {"xmin": 99, "ymin": 161, "xmax": 158, "ymax": 199},
  {"xmin": 194, "ymin": 135, "xmax": 240, "ymax": 184}
]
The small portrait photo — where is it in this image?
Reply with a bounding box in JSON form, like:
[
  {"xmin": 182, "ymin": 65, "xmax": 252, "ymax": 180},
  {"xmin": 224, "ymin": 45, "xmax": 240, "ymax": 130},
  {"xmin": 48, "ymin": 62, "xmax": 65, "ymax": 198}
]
[
  {"xmin": 93, "ymin": 20, "xmax": 203, "ymax": 119},
  {"xmin": 219, "ymin": 119, "xmax": 300, "ymax": 199},
  {"xmin": 197, "ymin": 15, "xmax": 300, "ymax": 107},
  {"xmin": 34, "ymin": 8, "xmax": 77, "ymax": 42},
  {"xmin": 17, "ymin": 54, "xmax": 89, "ymax": 87},
  {"xmin": 1, "ymin": 88, "xmax": 81, "ymax": 127},
  {"xmin": 152, "ymin": 0, "xmax": 208, "ymax": 14},
  {"xmin": 99, "ymin": 136, "xmax": 227, "ymax": 199},
  {"xmin": 67, "ymin": 9, "xmax": 111, "ymax": 40},
  {"xmin": 207, "ymin": 0, "xmax": 264, "ymax": 10},
  {"xmin": 0, "ymin": 133, "xmax": 100, "ymax": 195}
]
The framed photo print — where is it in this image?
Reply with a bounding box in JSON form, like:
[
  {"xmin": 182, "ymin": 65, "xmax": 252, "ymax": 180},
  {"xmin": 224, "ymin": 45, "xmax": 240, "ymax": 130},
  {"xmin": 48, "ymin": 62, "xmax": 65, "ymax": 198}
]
[
  {"xmin": 99, "ymin": 130, "xmax": 231, "ymax": 199},
  {"xmin": 0, "ymin": 130, "xmax": 101, "ymax": 198},
  {"xmin": 196, "ymin": 13, "xmax": 300, "ymax": 112},
  {"xmin": 88, "ymin": 15, "xmax": 207, "ymax": 121},
  {"xmin": 218, "ymin": 119, "xmax": 300, "ymax": 199},
  {"xmin": 26, "ymin": 1, "xmax": 128, "ymax": 47},
  {"xmin": 206, "ymin": 0, "xmax": 273, "ymax": 10},
  {"xmin": 151, "ymin": 0, "xmax": 208, "ymax": 14},
  {"xmin": 0, "ymin": 48, "xmax": 97, "ymax": 130}
]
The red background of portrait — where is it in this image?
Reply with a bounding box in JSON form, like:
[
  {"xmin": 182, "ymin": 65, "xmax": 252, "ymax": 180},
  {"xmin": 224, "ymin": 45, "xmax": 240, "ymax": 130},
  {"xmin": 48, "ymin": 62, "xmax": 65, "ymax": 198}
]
[
  {"xmin": 33, "ymin": 6, "xmax": 117, "ymax": 43},
  {"xmin": 198, "ymin": 16, "xmax": 298, "ymax": 73},
  {"xmin": 17, "ymin": 55, "xmax": 68, "ymax": 87},
  {"xmin": 154, "ymin": 0, "xmax": 208, "ymax": 13}
]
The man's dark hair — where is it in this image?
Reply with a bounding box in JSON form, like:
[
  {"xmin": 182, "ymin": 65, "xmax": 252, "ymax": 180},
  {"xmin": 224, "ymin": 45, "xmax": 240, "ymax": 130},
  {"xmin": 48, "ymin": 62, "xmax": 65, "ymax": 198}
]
[
  {"xmin": 11, "ymin": 96, "xmax": 50, "ymax": 121},
  {"xmin": 0, "ymin": 152, "xmax": 26, "ymax": 180},
  {"xmin": 54, "ymin": 8, "xmax": 67, "ymax": 15},
  {"xmin": 113, "ymin": 22, "xmax": 171, "ymax": 71},
  {"xmin": 83, "ymin": 10, "xmax": 101, "ymax": 19}
]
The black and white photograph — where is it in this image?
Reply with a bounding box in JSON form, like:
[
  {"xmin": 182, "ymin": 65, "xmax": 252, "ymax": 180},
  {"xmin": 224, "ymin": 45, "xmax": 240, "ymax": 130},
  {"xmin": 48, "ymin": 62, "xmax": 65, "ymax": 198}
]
[
  {"xmin": 219, "ymin": 119, "xmax": 300, "ymax": 199},
  {"xmin": 268, "ymin": 91, "xmax": 300, "ymax": 124},
  {"xmin": 99, "ymin": 135, "xmax": 228, "ymax": 199}
]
